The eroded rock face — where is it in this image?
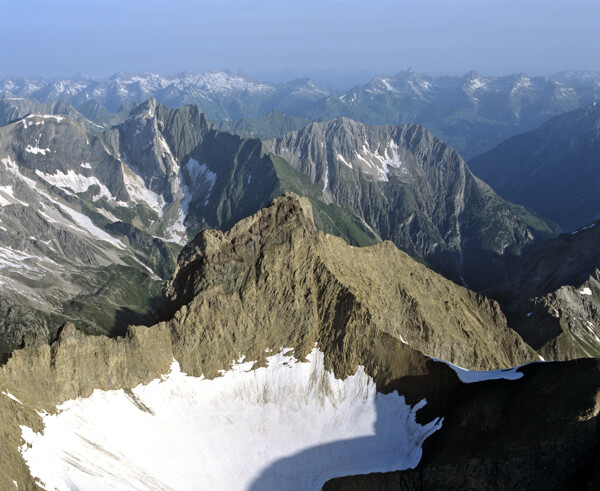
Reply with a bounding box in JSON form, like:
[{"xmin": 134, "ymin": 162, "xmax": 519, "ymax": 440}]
[
  {"xmin": 162, "ymin": 193, "xmax": 536, "ymax": 376},
  {"xmin": 0, "ymin": 322, "xmax": 173, "ymax": 488}
]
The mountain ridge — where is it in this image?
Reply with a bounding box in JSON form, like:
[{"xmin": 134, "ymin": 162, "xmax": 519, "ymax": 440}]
[
  {"xmin": 266, "ymin": 117, "xmax": 560, "ymax": 290},
  {"xmin": 0, "ymin": 100, "xmax": 376, "ymax": 354}
]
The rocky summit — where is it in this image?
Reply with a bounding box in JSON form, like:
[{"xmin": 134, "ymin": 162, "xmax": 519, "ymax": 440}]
[
  {"xmin": 161, "ymin": 193, "xmax": 536, "ymax": 375},
  {"xmin": 0, "ymin": 194, "xmax": 598, "ymax": 489}
]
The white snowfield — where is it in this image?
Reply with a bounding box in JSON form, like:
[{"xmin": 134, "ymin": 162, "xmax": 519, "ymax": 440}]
[
  {"xmin": 1, "ymin": 155, "xmax": 125, "ymax": 250},
  {"xmin": 35, "ymin": 169, "xmax": 114, "ymax": 201},
  {"xmin": 20, "ymin": 348, "xmax": 442, "ymax": 491}
]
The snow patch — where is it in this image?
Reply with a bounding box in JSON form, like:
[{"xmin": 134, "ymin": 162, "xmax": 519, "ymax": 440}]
[
  {"xmin": 336, "ymin": 153, "xmax": 352, "ymax": 169},
  {"xmin": 180, "ymin": 159, "xmax": 217, "ymax": 214},
  {"xmin": 20, "ymin": 348, "xmax": 441, "ymax": 491},
  {"xmin": 0, "ymin": 185, "xmax": 15, "ymax": 206},
  {"xmin": 571, "ymin": 223, "xmax": 596, "ymax": 235},
  {"xmin": 121, "ymin": 162, "xmax": 164, "ymax": 216},
  {"xmin": 58, "ymin": 206, "xmax": 125, "ymax": 249},
  {"xmin": 187, "ymin": 159, "xmax": 216, "ymax": 189},
  {"xmin": 25, "ymin": 145, "xmax": 50, "ymax": 155},
  {"xmin": 2, "ymin": 391, "xmax": 23, "ymax": 405},
  {"xmin": 21, "ymin": 119, "xmax": 43, "ymax": 129},
  {"xmin": 381, "ymin": 78, "xmax": 397, "ymax": 92},
  {"xmin": 579, "ymin": 287, "xmax": 592, "ymax": 296},
  {"xmin": 35, "ymin": 169, "xmax": 113, "ymax": 200},
  {"xmin": 157, "ymin": 135, "xmax": 179, "ymax": 173},
  {"xmin": 358, "ymin": 140, "xmax": 405, "ymax": 182},
  {"xmin": 467, "ymin": 78, "xmax": 486, "ymax": 91},
  {"xmin": 512, "ymin": 77, "xmax": 532, "ymax": 91},
  {"xmin": 80, "ymin": 162, "xmax": 92, "ymax": 169},
  {"xmin": 432, "ymin": 357, "xmax": 525, "ymax": 383},
  {"xmin": 0, "ymin": 246, "xmax": 36, "ymax": 271},
  {"xmin": 166, "ymin": 207, "xmax": 187, "ymax": 245}
]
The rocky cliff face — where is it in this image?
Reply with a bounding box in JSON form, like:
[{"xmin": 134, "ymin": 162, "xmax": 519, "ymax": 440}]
[{"xmin": 266, "ymin": 119, "xmax": 559, "ymax": 290}]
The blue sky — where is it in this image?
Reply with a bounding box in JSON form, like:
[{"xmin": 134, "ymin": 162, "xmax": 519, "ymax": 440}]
[{"xmin": 2, "ymin": 0, "xmax": 599, "ymax": 83}]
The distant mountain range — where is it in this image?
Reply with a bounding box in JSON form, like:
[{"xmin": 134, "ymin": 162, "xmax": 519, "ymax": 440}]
[
  {"xmin": 2, "ymin": 69, "xmax": 600, "ymax": 158},
  {"xmin": 0, "ymin": 71, "xmax": 329, "ymax": 121}
]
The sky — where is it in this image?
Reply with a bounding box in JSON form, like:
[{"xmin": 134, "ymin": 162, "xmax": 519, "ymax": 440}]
[{"xmin": 2, "ymin": 0, "xmax": 599, "ymax": 85}]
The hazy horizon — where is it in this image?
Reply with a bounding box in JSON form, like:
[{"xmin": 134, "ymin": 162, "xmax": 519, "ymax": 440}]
[{"xmin": 2, "ymin": 0, "xmax": 599, "ymax": 86}]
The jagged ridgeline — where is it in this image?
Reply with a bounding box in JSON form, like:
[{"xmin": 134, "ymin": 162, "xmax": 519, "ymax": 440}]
[
  {"xmin": 0, "ymin": 99, "xmax": 374, "ymax": 354},
  {"xmin": 0, "ymin": 195, "xmax": 598, "ymax": 489},
  {"xmin": 161, "ymin": 193, "xmax": 536, "ymax": 374},
  {"xmin": 266, "ymin": 118, "xmax": 559, "ymax": 290}
]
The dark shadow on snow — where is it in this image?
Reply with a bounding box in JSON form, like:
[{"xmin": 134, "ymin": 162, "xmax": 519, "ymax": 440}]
[{"xmin": 248, "ymin": 394, "xmax": 441, "ymax": 491}]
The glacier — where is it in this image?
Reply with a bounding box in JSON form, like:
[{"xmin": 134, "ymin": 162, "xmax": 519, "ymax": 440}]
[{"xmin": 20, "ymin": 348, "xmax": 442, "ymax": 491}]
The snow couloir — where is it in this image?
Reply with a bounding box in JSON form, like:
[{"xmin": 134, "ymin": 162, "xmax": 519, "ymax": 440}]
[{"xmin": 19, "ymin": 347, "xmax": 442, "ymax": 491}]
